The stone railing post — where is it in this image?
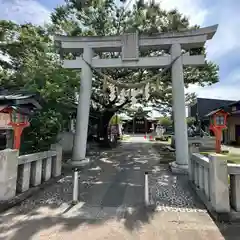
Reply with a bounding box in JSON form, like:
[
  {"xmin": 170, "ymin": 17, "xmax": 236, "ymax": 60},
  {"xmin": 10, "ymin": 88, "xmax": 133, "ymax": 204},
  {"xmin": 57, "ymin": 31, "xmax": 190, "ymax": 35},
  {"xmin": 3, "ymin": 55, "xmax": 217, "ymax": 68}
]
[
  {"xmin": 30, "ymin": 157, "xmax": 43, "ymax": 187},
  {"xmin": 209, "ymin": 154, "xmax": 230, "ymax": 212},
  {"xmin": 188, "ymin": 145, "xmax": 199, "ymax": 181},
  {"xmin": 228, "ymin": 164, "xmax": 240, "ymax": 212},
  {"xmin": 17, "ymin": 162, "xmax": 31, "ymax": 192},
  {"xmin": 0, "ymin": 149, "xmax": 19, "ymax": 200},
  {"xmin": 51, "ymin": 144, "xmax": 62, "ymax": 177},
  {"xmin": 230, "ymin": 174, "xmax": 240, "ymax": 211}
]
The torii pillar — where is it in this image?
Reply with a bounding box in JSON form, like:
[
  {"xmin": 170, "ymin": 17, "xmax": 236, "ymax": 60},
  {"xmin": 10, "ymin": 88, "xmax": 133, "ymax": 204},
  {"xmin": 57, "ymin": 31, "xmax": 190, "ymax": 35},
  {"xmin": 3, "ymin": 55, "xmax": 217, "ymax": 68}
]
[
  {"xmin": 170, "ymin": 43, "xmax": 189, "ymax": 173},
  {"xmin": 72, "ymin": 47, "xmax": 93, "ymax": 166}
]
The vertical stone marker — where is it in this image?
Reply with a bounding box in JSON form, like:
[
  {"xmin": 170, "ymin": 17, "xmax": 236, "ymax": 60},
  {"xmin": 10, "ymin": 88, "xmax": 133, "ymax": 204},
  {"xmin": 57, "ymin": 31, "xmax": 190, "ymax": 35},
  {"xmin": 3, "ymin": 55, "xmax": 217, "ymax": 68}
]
[{"xmin": 0, "ymin": 149, "xmax": 18, "ymax": 200}]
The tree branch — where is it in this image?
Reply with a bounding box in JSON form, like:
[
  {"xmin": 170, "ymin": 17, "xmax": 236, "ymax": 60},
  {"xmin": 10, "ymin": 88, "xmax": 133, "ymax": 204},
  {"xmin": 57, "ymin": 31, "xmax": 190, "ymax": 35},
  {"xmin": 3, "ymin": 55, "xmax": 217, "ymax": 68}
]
[
  {"xmin": 115, "ymin": 98, "xmax": 131, "ymax": 110},
  {"xmin": 107, "ymin": 94, "xmax": 118, "ymax": 107},
  {"xmin": 103, "ymin": 98, "xmax": 130, "ymax": 113},
  {"xmin": 91, "ymin": 94, "xmax": 108, "ymax": 108}
]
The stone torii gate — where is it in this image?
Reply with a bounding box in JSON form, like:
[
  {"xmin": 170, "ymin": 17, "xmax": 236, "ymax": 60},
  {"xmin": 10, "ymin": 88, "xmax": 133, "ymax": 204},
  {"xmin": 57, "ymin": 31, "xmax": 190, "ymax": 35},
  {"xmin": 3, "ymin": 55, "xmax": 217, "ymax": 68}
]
[{"xmin": 55, "ymin": 25, "xmax": 218, "ymax": 173}]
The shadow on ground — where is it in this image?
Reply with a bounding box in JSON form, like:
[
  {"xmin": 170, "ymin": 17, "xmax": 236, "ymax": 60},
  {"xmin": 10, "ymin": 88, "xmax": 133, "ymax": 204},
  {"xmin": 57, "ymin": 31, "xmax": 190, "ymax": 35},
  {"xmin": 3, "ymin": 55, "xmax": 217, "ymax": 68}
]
[{"xmin": 0, "ymin": 140, "xmax": 239, "ymax": 239}]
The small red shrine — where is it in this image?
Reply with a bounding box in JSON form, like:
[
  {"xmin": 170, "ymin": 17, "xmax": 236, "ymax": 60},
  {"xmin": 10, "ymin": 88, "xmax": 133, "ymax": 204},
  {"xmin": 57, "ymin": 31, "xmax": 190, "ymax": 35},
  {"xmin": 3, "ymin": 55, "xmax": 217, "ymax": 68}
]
[
  {"xmin": 207, "ymin": 109, "xmax": 229, "ymax": 153},
  {"xmin": 0, "ymin": 91, "xmax": 42, "ymax": 150}
]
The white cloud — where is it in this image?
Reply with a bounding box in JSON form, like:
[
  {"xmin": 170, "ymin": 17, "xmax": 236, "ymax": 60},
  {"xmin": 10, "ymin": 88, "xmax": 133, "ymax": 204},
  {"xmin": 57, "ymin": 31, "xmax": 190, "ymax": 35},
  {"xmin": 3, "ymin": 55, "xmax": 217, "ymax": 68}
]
[
  {"xmin": 153, "ymin": 0, "xmax": 240, "ymax": 101},
  {"xmin": 186, "ymin": 84, "xmax": 239, "ymax": 101},
  {"xmin": 0, "ymin": 0, "xmax": 51, "ymax": 25},
  {"xmin": 186, "ymin": 68, "xmax": 240, "ymax": 100},
  {"xmin": 126, "ymin": 0, "xmax": 208, "ymax": 26},
  {"xmin": 158, "ymin": 0, "xmax": 208, "ymax": 26},
  {"xmin": 205, "ymin": 4, "xmax": 240, "ymax": 61},
  {"xmin": 146, "ymin": 0, "xmax": 240, "ymax": 62}
]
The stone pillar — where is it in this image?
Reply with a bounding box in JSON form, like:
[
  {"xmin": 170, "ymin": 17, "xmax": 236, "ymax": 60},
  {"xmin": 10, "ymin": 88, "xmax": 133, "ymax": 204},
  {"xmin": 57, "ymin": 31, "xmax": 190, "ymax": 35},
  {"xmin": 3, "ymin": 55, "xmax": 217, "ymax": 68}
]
[
  {"xmin": 209, "ymin": 154, "xmax": 230, "ymax": 212},
  {"xmin": 42, "ymin": 157, "xmax": 52, "ymax": 181},
  {"xmin": 170, "ymin": 43, "xmax": 189, "ymax": 174},
  {"xmin": 17, "ymin": 162, "xmax": 31, "ymax": 193},
  {"xmin": 188, "ymin": 145, "xmax": 199, "ymax": 181},
  {"xmin": 230, "ymin": 175, "xmax": 240, "ymax": 211},
  {"xmin": 0, "ymin": 149, "xmax": 18, "ymax": 200},
  {"xmin": 72, "ymin": 47, "xmax": 93, "ymax": 166},
  {"xmin": 30, "ymin": 159, "xmax": 42, "ymax": 186},
  {"xmin": 51, "ymin": 144, "xmax": 62, "ymax": 177}
]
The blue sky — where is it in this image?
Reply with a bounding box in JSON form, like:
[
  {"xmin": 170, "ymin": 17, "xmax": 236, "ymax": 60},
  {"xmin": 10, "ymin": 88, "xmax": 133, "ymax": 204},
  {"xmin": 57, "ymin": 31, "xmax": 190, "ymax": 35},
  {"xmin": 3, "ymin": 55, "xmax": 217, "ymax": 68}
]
[
  {"xmin": 37, "ymin": 0, "xmax": 65, "ymax": 10},
  {"xmin": 0, "ymin": 0, "xmax": 239, "ymax": 100}
]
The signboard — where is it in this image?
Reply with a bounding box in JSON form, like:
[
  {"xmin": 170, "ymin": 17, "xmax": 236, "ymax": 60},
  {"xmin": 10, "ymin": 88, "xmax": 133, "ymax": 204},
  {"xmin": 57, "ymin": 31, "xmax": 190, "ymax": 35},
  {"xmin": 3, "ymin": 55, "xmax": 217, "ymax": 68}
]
[{"xmin": 0, "ymin": 113, "xmax": 11, "ymax": 129}]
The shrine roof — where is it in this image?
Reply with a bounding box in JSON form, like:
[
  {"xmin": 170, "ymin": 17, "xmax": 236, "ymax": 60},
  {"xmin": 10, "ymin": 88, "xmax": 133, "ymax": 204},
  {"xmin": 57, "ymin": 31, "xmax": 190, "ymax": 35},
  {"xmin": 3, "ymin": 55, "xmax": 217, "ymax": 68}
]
[
  {"xmin": 0, "ymin": 93, "xmax": 34, "ymax": 100},
  {"xmin": 0, "ymin": 90, "xmax": 42, "ymax": 110},
  {"xmin": 205, "ymin": 108, "xmax": 228, "ymax": 117}
]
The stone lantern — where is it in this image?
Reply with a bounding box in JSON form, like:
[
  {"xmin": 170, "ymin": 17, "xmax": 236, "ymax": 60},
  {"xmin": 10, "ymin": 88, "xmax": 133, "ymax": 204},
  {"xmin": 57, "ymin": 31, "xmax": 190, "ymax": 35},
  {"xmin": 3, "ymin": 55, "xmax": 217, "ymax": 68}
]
[
  {"xmin": 207, "ymin": 109, "xmax": 229, "ymax": 153},
  {"xmin": 7, "ymin": 107, "xmax": 30, "ymax": 149}
]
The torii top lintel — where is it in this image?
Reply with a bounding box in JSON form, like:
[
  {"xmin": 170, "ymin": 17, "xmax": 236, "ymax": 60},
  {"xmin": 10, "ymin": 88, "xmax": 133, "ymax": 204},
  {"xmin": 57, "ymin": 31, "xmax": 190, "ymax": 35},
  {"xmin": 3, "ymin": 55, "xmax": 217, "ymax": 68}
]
[
  {"xmin": 54, "ymin": 24, "xmax": 218, "ymax": 53},
  {"xmin": 55, "ymin": 25, "xmax": 218, "ymax": 69}
]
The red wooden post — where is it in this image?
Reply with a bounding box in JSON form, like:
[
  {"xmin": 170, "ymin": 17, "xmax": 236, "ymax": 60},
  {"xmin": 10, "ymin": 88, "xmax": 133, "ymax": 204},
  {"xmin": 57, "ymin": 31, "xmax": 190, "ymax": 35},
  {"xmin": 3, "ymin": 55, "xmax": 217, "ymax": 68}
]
[
  {"xmin": 13, "ymin": 126, "xmax": 24, "ymax": 149},
  {"xmin": 215, "ymin": 128, "xmax": 222, "ymax": 153}
]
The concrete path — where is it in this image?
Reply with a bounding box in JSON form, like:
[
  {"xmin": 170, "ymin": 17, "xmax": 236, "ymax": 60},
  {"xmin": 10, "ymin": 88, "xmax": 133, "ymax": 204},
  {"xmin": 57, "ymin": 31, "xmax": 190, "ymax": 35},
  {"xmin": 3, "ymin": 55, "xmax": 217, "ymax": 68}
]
[{"xmin": 0, "ymin": 136, "xmax": 227, "ymax": 239}]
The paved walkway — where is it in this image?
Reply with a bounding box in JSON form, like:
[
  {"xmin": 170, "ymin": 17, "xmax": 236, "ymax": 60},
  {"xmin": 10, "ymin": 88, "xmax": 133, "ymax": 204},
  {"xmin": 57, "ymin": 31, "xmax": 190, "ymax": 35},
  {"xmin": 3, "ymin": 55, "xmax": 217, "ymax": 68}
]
[{"xmin": 0, "ymin": 136, "xmax": 228, "ymax": 239}]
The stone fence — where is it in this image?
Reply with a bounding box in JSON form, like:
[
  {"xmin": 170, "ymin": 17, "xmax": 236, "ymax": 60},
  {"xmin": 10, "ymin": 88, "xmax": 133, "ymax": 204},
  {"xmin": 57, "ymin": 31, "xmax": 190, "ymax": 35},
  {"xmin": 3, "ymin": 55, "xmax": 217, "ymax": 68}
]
[
  {"xmin": 0, "ymin": 144, "xmax": 62, "ymax": 201},
  {"xmin": 189, "ymin": 146, "xmax": 240, "ymax": 221},
  {"xmin": 171, "ymin": 136, "xmax": 215, "ymax": 151}
]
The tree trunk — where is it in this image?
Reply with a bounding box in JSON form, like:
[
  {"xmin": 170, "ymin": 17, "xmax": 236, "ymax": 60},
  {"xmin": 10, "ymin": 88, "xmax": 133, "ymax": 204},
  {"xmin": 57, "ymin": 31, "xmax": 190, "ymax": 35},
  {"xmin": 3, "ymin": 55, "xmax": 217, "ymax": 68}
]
[{"xmin": 97, "ymin": 110, "xmax": 116, "ymax": 148}]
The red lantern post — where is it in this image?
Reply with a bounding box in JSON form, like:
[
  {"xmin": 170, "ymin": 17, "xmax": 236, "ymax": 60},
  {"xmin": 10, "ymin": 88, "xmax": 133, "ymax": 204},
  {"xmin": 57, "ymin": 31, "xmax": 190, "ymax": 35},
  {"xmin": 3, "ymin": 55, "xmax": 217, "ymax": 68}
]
[
  {"xmin": 209, "ymin": 110, "xmax": 229, "ymax": 153},
  {"xmin": 7, "ymin": 109, "xmax": 30, "ymax": 149}
]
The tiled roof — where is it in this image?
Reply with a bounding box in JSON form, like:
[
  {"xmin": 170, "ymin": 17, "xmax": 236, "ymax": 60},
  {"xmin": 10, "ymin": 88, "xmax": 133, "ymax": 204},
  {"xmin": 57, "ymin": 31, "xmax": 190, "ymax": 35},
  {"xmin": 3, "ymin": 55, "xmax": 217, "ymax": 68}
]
[
  {"xmin": 0, "ymin": 90, "xmax": 42, "ymax": 110},
  {"xmin": 0, "ymin": 93, "xmax": 35, "ymax": 100},
  {"xmin": 205, "ymin": 108, "xmax": 226, "ymax": 117},
  {"xmin": 0, "ymin": 89, "xmax": 37, "ymax": 97},
  {"xmin": 195, "ymin": 98, "xmax": 235, "ymax": 118}
]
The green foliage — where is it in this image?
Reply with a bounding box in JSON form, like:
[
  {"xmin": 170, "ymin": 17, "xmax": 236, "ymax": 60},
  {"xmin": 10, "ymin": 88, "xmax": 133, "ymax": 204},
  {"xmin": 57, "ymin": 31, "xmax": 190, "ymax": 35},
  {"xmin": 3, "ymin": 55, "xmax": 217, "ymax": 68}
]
[
  {"xmin": 186, "ymin": 117, "xmax": 196, "ymax": 126},
  {"xmin": 51, "ymin": 0, "xmax": 219, "ymax": 113},
  {"xmin": 158, "ymin": 117, "xmax": 172, "ymax": 127},
  {"xmin": 109, "ymin": 114, "xmax": 122, "ymax": 125},
  {"xmin": 0, "ymin": 20, "xmax": 79, "ymax": 153},
  {"xmin": 0, "ymin": 0, "xmax": 219, "ymax": 152}
]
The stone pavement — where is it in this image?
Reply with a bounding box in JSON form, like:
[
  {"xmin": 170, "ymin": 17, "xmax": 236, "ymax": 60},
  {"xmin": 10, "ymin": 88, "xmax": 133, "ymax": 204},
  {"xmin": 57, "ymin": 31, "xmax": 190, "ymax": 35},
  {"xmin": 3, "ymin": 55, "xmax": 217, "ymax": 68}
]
[{"xmin": 0, "ymin": 136, "xmax": 232, "ymax": 239}]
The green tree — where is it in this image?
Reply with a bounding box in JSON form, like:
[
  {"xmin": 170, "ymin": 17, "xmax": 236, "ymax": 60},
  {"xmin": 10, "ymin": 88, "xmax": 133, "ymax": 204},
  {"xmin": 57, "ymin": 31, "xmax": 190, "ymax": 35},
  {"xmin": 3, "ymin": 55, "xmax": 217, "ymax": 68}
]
[
  {"xmin": 158, "ymin": 117, "xmax": 172, "ymax": 128},
  {"xmin": 51, "ymin": 0, "xmax": 218, "ymax": 143},
  {"xmin": 109, "ymin": 114, "xmax": 123, "ymax": 125},
  {"xmin": 0, "ymin": 20, "xmax": 79, "ymax": 153},
  {"xmin": 186, "ymin": 117, "xmax": 196, "ymax": 127}
]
